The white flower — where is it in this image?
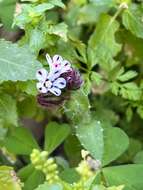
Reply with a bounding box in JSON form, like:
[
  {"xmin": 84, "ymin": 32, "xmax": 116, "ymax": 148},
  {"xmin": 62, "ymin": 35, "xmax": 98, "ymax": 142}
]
[
  {"xmin": 36, "ymin": 68, "xmax": 66, "ymax": 96},
  {"xmin": 46, "ymin": 54, "xmax": 71, "ymax": 80},
  {"xmin": 36, "ymin": 54, "xmax": 72, "ymax": 96}
]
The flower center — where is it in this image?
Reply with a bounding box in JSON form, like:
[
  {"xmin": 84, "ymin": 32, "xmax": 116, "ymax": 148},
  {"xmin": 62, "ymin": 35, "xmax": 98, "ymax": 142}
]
[{"xmin": 45, "ymin": 80, "xmax": 52, "ymax": 88}]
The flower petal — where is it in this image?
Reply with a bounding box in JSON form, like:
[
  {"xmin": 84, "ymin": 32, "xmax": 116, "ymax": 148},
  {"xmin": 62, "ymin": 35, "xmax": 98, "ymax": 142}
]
[
  {"xmin": 49, "ymin": 87, "xmax": 61, "ymax": 96},
  {"xmin": 46, "ymin": 54, "xmax": 52, "ymax": 69},
  {"xmin": 48, "ymin": 70, "xmax": 61, "ymax": 81},
  {"xmin": 53, "ymin": 55, "xmax": 63, "ymax": 64},
  {"xmin": 60, "ymin": 60, "xmax": 71, "ymax": 74},
  {"xmin": 36, "ymin": 68, "xmax": 48, "ymax": 81},
  {"xmin": 36, "ymin": 82, "xmax": 47, "ymax": 93},
  {"xmin": 53, "ymin": 77, "xmax": 66, "ymax": 89}
]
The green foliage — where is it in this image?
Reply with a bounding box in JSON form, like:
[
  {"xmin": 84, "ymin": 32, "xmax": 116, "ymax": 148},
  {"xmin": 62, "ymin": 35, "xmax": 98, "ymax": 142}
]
[
  {"xmin": 0, "ymin": 0, "xmax": 143, "ymax": 189},
  {"xmin": 3, "ymin": 127, "xmax": 39, "ymax": 155},
  {"xmin": 0, "ymin": 0, "xmax": 16, "ymax": 30},
  {"xmin": 0, "ymin": 40, "xmax": 42, "ymax": 82},
  {"xmin": 44, "ymin": 122, "xmax": 70, "ymax": 154},
  {"xmin": 103, "ymin": 164, "xmax": 143, "ymax": 190}
]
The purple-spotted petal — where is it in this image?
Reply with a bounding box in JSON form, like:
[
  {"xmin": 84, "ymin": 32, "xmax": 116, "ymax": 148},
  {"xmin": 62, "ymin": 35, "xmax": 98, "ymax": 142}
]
[
  {"xmin": 53, "ymin": 77, "xmax": 66, "ymax": 89},
  {"xmin": 36, "ymin": 68, "xmax": 48, "ymax": 82},
  {"xmin": 53, "ymin": 55, "xmax": 63, "ymax": 64},
  {"xmin": 36, "ymin": 82, "xmax": 47, "ymax": 93},
  {"xmin": 61, "ymin": 60, "xmax": 71, "ymax": 73},
  {"xmin": 48, "ymin": 70, "xmax": 61, "ymax": 81},
  {"xmin": 49, "ymin": 87, "xmax": 61, "ymax": 96}
]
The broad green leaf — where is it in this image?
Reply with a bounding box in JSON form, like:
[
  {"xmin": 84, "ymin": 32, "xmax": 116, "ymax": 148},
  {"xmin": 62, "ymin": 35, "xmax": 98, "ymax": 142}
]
[
  {"xmin": 88, "ymin": 14, "xmax": 121, "ymax": 69},
  {"xmin": 64, "ymin": 135, "xmax": 82, "ymax": 166},
  {"xmin": 34, "ymin": 183, "xmax": 63, "ymax": 190},
  {"xmin": 103, "ymin": 164, "xmax": 143, "ymax": 190},
  {"xmin": 3, "ymin": 127, "xmax": 39, "ymax": 155},
  {"xmin": 23, "ymin": 170, "xmax": 45, "ymax": 190},
  {"xmin": 134, "ymin": 151, "xmax": 143, "ymax": 164},
  {"xmin": 59, "ymin": 168, "xmax": 80, "ymax": 184},
  {"xmin": 0, "ymin": 40, "xmax": 42, "ymax": 82},
  {"xmin": 122, "ymin": 4, "xmax": 143, "ymax": 39},
  {"xmin": 44, "ymin": 122, "xmax": 70, "ymax": 154},
  {"xmin": 18, "ymin": 164, "xmax": 35, "ymax": 182},
  {"xmin": 117, "ymin": 138, "xmax": 142, "ymax": 164},
  {"xmin": 76, "ymin": 120, "xmax": 129, "ymax": 165},
  {"xmin": 0, "ymin": 166, "xmax": 21, "ymax": 190},
  {"xmin": 102, "ymin": 127, "xmax": 129, "ymax": 166},
  {"xmin": 0, "ymin": 93, "xmax": 18, "ymax": 126},
  {"xmin": 76, "ymin": 120, "xmax": 104, "ymax": 161},
  {"xmin": 0, "ymin": 0, "xmax": 16, "ymax": 30}
]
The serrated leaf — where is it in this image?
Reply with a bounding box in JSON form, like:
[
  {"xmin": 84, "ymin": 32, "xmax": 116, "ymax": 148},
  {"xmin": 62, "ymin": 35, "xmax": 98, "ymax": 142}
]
[
  {"xmin": 122, "ymin": 4, "xmax": 143, "ymax": 39},
  {"xmin": 3, "ymin": 127, "xmax": 39, "ymax": 155},
  {"xmin": 0, "ymin": 93, "xmax": 18, "ymax": 126},
  {"xmin": 117, "ymin": 70, "xmax": 138, "ymax": 82},
  {"xmin": 44, "ymin": 122, "xmax": 70, "ymax": 154},
  {"xmin": 88, "ymin": 14, "xmax": 121, "ymax": 69},
  {"xmin": 103, "ymin": 164, "xmax": 143, "ymax": 190},
  {"xmin": 0, "ymin": 40, "xmax": 42, "ymax": 82}
]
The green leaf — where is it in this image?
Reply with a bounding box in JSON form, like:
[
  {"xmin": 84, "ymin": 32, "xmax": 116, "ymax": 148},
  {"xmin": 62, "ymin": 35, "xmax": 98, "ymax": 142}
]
[
  {"xmin": 18, "ymin": 164, "xmax": 35, "ymax": 182},
  {"xmin": 77, "ymin": 3, "xmax": 111, "ymax": 24},
  {"xmin": 0, "ymin": 0, "xmax": 16, "ymax": 30},
  {"xmin": 122, "ymin": 4, "xmax": 143, "ymax": 39},
  {"xmin": 3, "ymin": 127, "xmax": 39, "ymax": 155},
  {"xmin": 34, "ymin": 183, "xmax": 63, "ymax": 190},
  {"xmin": 44, "ymin": 122, "xmax": 70, "ymax": 154},
  {"xmin": 103, "ymin": 164, "xmax": 143, "ymax": 190},
  {"xmin": 60, "ymin": 168, "xmax": 80, "ymax": 184},
  {"xmin": 102, "ymin": 127, "xmax": 129, "ymax": 166},
  {"xmin": 76, "ymin": 120, "xmax": 129, "ymax": 165},
  {"xmin": 48, "ymin": 0, "xmax": 65, "ymax": 9},
  {"xmin": 64, "ymin": 135, "xmax": 82, "ymax": 166},
  {"xmin": 76, "ymin": 120, "xmax": 104, "ymax": 161},
  {"xmin": 88, "ymin": 14, "xmax": 121, "ymax": 69},
  {"xmin": 0, "ymin": 40, "xmax": 42, "ymax": 82},
  {"xmin": 48, "ymin": 23, "xmax": 68, "ymax": 41},
  {"xmin": 0, "ymin": 93, "xmax": 18, "ymax": 126},
  {"xmin": 0, "ymin": 166, "xmax": 21, "ymax": 190},
  {"xmin": 134, "ymin": 151, "xmax": 143, "ymax": 164},
  {"xmin": 64, "ymin": 90, "xmax": 90, "ymax": 123},
  {"xmin": 23, "ymin": 170, "xmax": 45, "ymax": 190},
  {"xmin": 29, "ymin": 28, "xmax": 47, "ymax": 55},
  {"xmin": 117, "ymin": 70, "xmax": 138, "ymax": 82}
]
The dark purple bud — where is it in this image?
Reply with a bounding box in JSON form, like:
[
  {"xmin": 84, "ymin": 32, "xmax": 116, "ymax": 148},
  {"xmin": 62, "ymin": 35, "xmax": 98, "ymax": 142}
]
[
  {"xmin": 62, "ymin": 68, "xmax": 83, "ymax": 90},
  {"xmin": 37, "ymin": 93, "xmax": 70, "ymax": 108}
]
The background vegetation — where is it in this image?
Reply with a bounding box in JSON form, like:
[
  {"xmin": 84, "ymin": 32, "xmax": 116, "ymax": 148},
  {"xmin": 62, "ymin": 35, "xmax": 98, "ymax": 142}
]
[{"xmin": 0, "ymin": 0, "xmax": 143, "ymax": 190}]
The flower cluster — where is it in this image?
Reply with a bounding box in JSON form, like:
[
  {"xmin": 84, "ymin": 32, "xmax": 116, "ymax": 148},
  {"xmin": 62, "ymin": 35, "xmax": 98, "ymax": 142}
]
[
  {"xmin": 30, "ymin": 149, "xmax": 59, "ymax": 184},
  {"xmin": 36, "ymin": 54, "xmax": 83, "ymax": 107}
]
